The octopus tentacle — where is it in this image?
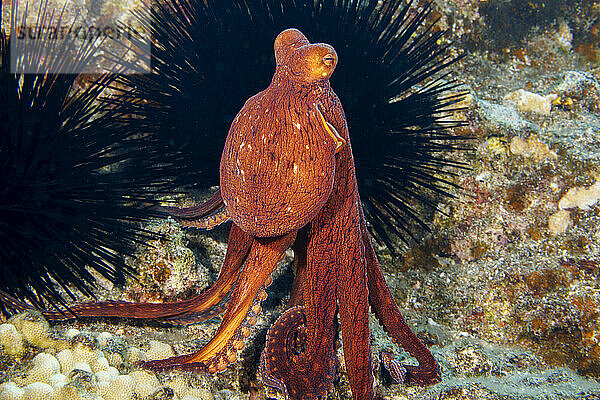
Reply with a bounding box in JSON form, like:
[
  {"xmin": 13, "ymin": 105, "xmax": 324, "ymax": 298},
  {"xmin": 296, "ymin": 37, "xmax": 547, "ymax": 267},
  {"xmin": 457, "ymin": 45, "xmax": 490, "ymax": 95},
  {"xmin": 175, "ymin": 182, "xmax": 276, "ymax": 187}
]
[
  {"xmin": 259, "ymin": 306, "xmax": 306, "ymax": 398},
  {"xmin": 337, "ymin": 236, "xmax": 374, "ymax": 400},
  {"xmin": 1, "ymin": 224, "xmax": 252, "ymax": 325},
  {"xmin": 161, "ymin": 189, "xmax": 224, "ymax": 220},
  {"xmin": 176, "ymin": 206, "xmax": 230, "ymax": 230},
  {"xmin": 261, "ymin": 200, "xmax": 348, "ymax": 398},
  {"xmin": 161, "ymin": 190, "xmax": 230, "ymax": 230},
  {"xmin": 259, "ymin": 305, "xmax": 336, "ymax": 400},
  {"xmin": 260, "ymin": 225, "xmax": 338, "ymax": 399},
  {"xmin": 360, "ymin": 214, "xmax": 441, "ymax": 385},
  {"xmin": 380, "ymin": 349, "xmax": 407, "ymax": 384},
  {"xmin": 143, "ymin": 232, "xmax": 296, "ymax": 373},
  {"xmin": 314, "ymin": 80, "xmax": 377, "ymax": 399},
  {"xmin": 153, "ymin": 297, "xmax": 230, "ymax": 326}
]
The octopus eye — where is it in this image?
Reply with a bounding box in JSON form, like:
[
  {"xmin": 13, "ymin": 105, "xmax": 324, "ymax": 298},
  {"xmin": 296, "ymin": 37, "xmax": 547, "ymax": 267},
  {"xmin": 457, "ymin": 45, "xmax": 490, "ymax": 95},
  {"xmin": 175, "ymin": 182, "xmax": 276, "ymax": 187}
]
[{"xmin": 322, "ymin": 54, "xmax": 335, "ymax": 66}]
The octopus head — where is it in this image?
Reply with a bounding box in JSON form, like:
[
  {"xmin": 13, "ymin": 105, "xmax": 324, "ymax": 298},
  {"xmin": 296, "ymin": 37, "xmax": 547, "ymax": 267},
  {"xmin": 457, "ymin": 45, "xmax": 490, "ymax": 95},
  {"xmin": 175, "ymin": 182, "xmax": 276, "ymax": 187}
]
[{"xmin": 274, "ymin": 28, "xmax": 338, "ymax": 83}]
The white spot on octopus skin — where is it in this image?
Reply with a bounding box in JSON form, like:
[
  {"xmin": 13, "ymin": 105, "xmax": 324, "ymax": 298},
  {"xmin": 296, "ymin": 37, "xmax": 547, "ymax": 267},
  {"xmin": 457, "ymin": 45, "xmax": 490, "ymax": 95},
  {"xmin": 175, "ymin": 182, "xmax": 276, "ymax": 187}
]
[
  {"xmin": 293, "ymin": 163, "xmax": 298, "ymax": 174},
  {"xmin": 294, "ymin": 123, "xmax": 301, "ymax": 130}
]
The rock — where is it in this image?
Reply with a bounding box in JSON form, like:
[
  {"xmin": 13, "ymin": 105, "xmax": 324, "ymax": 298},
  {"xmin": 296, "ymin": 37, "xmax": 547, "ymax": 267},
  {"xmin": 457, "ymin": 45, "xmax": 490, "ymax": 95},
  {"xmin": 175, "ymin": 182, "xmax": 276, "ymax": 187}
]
[
  {"xmin": 0, "ymin": 324, "xmax": 24, "ymax": 357},
  {"xmin": 555, "ymin": 70, "xmax": 600, "ymax": 111},
  {"xmin": 71, "ymin": 362, "xmax": 92, "ymax": 374},
  {"xmin": 509, "ymin": 136, "xmax": 557, "ymax": 161},
  {"xmin": 22, "ymin": 382, "xmax": 53, "ymax": 400},
  {"xmin": 504, "ymin": 89, "xmax": 558, "ymax": 116},
  {"xmin": 48, "ymin": 373, "xmax": 67, "ymax": 388},
  {"xmin": 145, "ymin": 340, "xmax": 175, "ymax": 361},
  {"xmin": 95, "ymin": 332, "xmax": 113, "ymax": 348},
  {"xmin": 0, "ymin": 382, "xmax": 24, "ymax": 400},
  {"xmin": 65, "ymin": 329, "xmax": 81, "ymax": 340},
  {"xmin": 95, "ymin": 370, "xmax": 113, "ymax": 383},
  {"xmin": 125, "ymin": 347, "xmax": 147, "ymax": 364},
  {"xmin": 8, "ymin": 312, "xmax": 54, "ymax": 349},
  {"xmin": 90, "ymin": 356, "xmax": 109, "ymax": 373},
  {"xmin": 25, "ymin": 353, "xmax": 60, "ymax": 384},
  {"xmin": 105, "ymin": 352, "xmax": 123, "ymax": 368},
  {"xmin": 104, "ymin": 375, "xmax": 134, "ymax": 400},
  {"xmin": 558, "ymin": 179, "xmax": 600, "ymax": 210},
  {"xmin": 130, "ymin": 370, "xmax": 160, "ymax": 398},
  {"xmin": 547, "ymin": 209, "xmax": 572, "ymax": 235},
  {"xmin": 56, "ymin": 349, "xmax": 74, "ymax": 375}
]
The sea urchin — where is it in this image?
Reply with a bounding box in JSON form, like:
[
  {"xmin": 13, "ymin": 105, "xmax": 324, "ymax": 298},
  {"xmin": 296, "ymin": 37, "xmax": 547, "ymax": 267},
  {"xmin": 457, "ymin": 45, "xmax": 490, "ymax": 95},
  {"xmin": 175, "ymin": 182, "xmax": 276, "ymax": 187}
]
[{"xmin": 0, "ymin": 1, "xmax": 175, "ymax": 314}]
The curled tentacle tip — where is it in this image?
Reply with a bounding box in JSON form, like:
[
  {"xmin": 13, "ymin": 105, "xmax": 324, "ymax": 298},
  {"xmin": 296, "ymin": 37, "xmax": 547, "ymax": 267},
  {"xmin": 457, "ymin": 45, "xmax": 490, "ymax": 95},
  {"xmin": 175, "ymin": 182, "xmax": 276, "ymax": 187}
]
[
  {"xmin": 258, "ymin": 352, "xmax": 288, "ymax": 398},
  {"xmin": 380, "ymin": 350, "xmax": 407, "ymax": 385}
]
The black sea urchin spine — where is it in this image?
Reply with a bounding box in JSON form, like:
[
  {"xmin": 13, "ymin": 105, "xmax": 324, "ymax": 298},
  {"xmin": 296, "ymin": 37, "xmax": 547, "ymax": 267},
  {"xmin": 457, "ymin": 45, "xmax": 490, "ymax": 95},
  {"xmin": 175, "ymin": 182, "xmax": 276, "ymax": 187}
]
[
  {"xmin": 0, "ymin": 1, "xmax": 177, "ymax": 315},
  {"xmin": 110, "ymin": 0, "xmax": 467, "ymax": 253}
]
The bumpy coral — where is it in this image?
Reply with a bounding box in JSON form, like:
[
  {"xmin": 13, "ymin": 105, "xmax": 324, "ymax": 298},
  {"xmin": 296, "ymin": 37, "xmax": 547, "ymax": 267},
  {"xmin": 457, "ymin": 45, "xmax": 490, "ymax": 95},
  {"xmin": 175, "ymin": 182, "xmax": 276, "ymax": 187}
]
[{"xmin": 125, "ymin": 219, "xmax": 211, "ymax": 303}]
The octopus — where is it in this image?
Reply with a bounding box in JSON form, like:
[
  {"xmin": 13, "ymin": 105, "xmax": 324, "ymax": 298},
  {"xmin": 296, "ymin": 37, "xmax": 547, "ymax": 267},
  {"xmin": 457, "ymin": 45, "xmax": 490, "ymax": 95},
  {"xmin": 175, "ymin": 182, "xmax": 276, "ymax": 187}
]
[{"xmin": 6, "ymin": 29, "xmax": 440, "ymax": 399}]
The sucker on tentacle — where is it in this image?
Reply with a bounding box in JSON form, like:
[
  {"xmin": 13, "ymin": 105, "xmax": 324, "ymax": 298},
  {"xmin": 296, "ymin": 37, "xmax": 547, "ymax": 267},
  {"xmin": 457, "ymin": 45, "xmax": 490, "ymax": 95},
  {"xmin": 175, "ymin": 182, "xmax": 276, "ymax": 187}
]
[
  {"xmin": 144, "ymin": 233, "xmax": 294, "ymax": 373},
  {"xmin": 380, "ymin": 349, "xmax": 408, "ymax": 384},
  {"xmin": 259, "ymin": 306, "xmax": 336, "ymax": 400},
  {"xmin": 160, "ymin": 189, "xmax": 230, "ymax": 230},
  {"xmin": 177, "ymin": 206, "xmax": 230, "ymax": 230},
  {"xmin": 146, "ymin": 284, "xmax": 271, "ymax": 373}
]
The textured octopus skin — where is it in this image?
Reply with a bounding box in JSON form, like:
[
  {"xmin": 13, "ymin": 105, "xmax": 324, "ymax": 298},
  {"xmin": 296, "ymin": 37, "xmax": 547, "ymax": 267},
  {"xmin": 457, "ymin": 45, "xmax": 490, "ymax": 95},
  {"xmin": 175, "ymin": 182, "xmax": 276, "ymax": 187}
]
[{"xmin": 7, "ymin": 28, "xmax": 441, "ymax": 399}]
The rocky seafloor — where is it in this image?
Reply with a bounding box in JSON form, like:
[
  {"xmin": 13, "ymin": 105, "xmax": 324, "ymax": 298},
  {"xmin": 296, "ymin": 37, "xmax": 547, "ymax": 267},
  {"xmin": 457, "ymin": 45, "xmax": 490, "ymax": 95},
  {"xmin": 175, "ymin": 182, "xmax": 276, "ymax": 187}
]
[{"xmin": 3, "ymin": 0, "xmax": 600, "ymax": 399}]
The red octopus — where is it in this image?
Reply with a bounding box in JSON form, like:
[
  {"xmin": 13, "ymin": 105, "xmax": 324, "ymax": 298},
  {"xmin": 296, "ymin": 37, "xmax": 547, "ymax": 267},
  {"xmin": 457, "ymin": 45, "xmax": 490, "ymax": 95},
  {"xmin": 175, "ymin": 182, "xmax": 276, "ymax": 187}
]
[{"xmin": 8, "ymin": 29, "xmax": 440, "ymax": 399}]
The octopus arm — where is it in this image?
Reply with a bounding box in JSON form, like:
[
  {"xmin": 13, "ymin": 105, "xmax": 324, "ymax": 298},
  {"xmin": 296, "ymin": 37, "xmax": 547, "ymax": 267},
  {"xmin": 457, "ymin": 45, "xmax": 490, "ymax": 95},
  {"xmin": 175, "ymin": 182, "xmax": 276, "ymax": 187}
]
[
  {"xmin": 160, "ymin": 189, "xmax": 224, "ymax": 219},
  {"xmin": 336, "ymin": 219, "xmax": 375, "ymax": 400},
  {"xmin": 161, "ymin": 190, "xmax": 231, "ymax": 230},
  {"xmin": 144, "ymin": 231, "xmax": 296, "ymax": 373},
  {"xmin": 0, "ymin": 225, "xmax": 252, "ymax": 325},
  {"xmin": 360, "ymin": 213, "xmax": 441, "ymax": 385},
  {"xmin": 177, "ymin": 206, "xmax": 230, "ymax": 230}
]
